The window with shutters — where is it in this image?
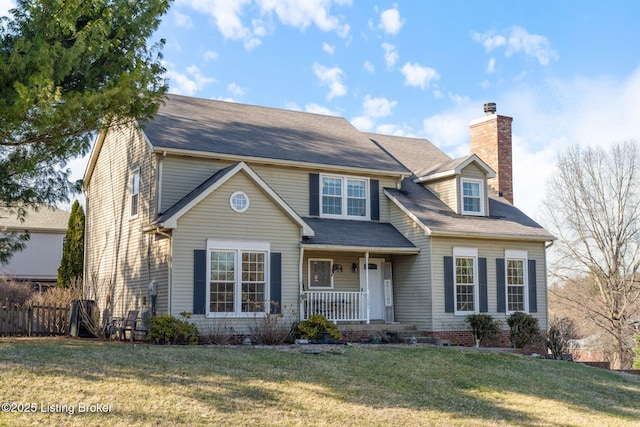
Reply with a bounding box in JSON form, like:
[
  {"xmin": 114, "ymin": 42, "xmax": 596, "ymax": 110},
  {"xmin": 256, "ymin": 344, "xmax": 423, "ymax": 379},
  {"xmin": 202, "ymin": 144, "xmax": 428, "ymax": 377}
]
[
  {"xmin": 320, "ymin": 173, "xmax": 369, "ymax": 220},
  {"xmin": 454, "ymin": 247, "xmax": 478, "ymax": 315},
  {"xmin": 505, "ymin": 250, "xmax": 528, "ymax": 313},
  {"xmin": 206, "ymin": 240, "xmax": 269, "ymax": 317}
]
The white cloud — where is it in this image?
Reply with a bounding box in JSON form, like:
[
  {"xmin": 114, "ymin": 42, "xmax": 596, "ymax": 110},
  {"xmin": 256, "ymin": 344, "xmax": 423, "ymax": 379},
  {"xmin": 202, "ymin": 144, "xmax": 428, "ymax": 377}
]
[
  {"xmin": 312, "ymin": 63, "xmax": 347, "ymax": 100},
  {"xmin": 258, "ymin": 0, "xmax": 350, "ymax": 37},
  {"xmin": 174, "ymin": 10, "xmax": 193, "ymax": 28},
  {"xmin": 381, "ymin": 42, "xmax": 398, "ymax": 69},
  {"xmin": 323, "ymin": 42, "xmax": 335, "ymax": 55},
  {"xmin": 363, "ymin": 60, "xmax": 375, "ymax": 73},
  {"xmin": 472, "ymin": 26, "xmax": 558, "ymax": 65},
  {"xmin": 165, "ymin": 64, "xmax": 216, "ymax": 96},
  {"xmin": 181, "ymin": 0, "xmax": 351, "ymax": 49},
  {"xmin": 400, "ymin": 62, "xmax": 440, "ymax": 89},
  {"xmin": 351, "ymin": 115, "xmax": 374, "ymax": 132},
  {"xmin": 227, "ymin": 82, "xmax": 247, "ymax": 97},
  {"xmin": 378, "ymin": 6, "xmax": 404, "ymax": 35},
  {"xmin": 304, "ymin": 103, "xmax": 340, "ymax": 116},
  {"xmin": 362, "ymin": 95, "xmax": 397, "ymax": 118},
  {"xmin": 0, "ymin": 0, "xmax": 15, "ymax": 17},
  {"xmin": 487, "ymin": 57, "xmax": 496, "ymax": 73},
  {"xmin": 204, "ymin": 50, "xmax": 219, "ymax": 61}
]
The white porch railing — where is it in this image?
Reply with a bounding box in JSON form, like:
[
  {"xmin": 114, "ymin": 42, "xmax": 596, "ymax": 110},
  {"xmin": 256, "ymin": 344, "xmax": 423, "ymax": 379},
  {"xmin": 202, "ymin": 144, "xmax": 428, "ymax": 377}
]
[{"xmin": 301, "ymin": 291, "xmax": 367, "ymax": 322}]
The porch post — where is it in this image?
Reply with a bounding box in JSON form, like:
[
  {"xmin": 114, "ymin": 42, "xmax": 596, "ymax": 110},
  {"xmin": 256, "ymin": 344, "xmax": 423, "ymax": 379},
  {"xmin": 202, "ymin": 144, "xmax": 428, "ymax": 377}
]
[
  {"xmin": 365, "ymin": 251, "xmax": 370, "ymax": 325},
  {"xmin": 299, "ymin": 247, "xmax": 304, "ymax": 320}
]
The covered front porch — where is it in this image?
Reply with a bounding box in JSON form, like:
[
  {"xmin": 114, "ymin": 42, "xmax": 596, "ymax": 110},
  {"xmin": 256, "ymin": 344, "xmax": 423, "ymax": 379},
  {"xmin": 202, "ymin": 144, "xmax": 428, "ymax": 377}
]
[{"xmin": 299, "ymin": 218, "xmax": 419, "ymax": 324}]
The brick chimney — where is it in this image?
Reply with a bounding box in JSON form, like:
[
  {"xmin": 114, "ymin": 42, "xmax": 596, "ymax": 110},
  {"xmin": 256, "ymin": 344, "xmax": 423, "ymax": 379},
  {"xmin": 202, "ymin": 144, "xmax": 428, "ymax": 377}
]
[{"xmin": 469, "ymin": 102, "xmax": 514, "ymax": 204}]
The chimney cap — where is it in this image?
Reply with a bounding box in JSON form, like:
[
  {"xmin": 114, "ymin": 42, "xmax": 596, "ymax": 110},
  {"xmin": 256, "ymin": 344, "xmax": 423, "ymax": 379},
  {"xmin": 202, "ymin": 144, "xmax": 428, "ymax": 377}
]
[{"xmin": 484, "ymin": 102, "xmax": 497, "ymax": 115}]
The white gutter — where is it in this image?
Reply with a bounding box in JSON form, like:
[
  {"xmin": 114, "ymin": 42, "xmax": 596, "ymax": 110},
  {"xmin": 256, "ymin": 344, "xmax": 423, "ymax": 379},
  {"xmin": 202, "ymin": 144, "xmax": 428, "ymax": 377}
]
[{"xmin": 365, "ymin": 251, "xmax": 370, "ymax": 325}]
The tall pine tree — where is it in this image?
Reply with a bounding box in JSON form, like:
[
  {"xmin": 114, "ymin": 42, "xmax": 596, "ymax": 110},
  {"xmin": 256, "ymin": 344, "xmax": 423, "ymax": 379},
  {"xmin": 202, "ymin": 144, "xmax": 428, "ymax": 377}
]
[{"xmin": 57, "ymin": 200, "xmax": 84, "ymax": 288}]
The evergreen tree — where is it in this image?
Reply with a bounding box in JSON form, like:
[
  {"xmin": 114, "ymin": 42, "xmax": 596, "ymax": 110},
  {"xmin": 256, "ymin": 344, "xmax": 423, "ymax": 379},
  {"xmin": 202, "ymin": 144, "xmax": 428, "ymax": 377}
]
[
  {"xmin": 0, "ymin": 0, "xmax": 171, "ymax": 261},
  {"xmin": 57, "ymin": 200, "xmax": 84, "ymax": 288}
]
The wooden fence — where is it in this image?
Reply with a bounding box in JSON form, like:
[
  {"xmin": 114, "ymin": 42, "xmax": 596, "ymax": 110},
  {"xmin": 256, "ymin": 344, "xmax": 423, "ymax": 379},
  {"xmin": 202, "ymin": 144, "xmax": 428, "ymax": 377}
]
[{"xmin": 0, "ymin": 300, "xmax": 70, "ymax": 337}]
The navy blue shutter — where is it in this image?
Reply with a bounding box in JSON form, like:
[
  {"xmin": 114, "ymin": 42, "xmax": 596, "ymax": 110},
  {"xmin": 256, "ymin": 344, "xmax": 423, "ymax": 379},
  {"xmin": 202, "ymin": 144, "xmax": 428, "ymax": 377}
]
[
  {"xmin": 496, "ymin": 258, "xmax": 506, "ymax": 313},
  {"xmin": 479, "ymin": 258, "xmax": 488, "ymax": 312},
  {"xmin": 309, "ymin": 173, "xmax": 319, "ymax": 216},
  {"xmin": 528, "ymin": 260, "xmax": 537, "ymax": 313},
  {"xmin": 444, "ymin": 256, "xmax": 454, "ymax": 313},
  {"xmin": 270, "ymin": 253, "xmax": 282, "ymax": 314},
  {"xmin": 370, "ymin": 179, "xmax": 380, "ymax": 220},
  {"xmin": 193, "ymin": 250, "xmax": 207, "ymax": 314}
]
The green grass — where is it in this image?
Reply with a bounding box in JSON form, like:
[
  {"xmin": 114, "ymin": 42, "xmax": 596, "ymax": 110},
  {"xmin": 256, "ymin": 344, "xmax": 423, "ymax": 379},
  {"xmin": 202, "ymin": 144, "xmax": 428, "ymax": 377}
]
[{"xmin": 0, "ymin": 338, "xmax": 639, "ymax": 426}]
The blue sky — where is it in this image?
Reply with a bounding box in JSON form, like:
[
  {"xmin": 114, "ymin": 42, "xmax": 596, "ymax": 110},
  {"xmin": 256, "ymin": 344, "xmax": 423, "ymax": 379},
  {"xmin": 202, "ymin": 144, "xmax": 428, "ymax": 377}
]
[{"xmin": 3, "ymin": 1, "xmax": 640, "ymax": 219}]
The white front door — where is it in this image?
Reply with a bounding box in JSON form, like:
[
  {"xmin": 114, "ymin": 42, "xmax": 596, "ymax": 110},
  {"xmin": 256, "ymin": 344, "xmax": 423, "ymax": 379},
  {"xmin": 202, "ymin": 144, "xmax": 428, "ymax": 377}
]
[{"xmin": 360, "ymin": 258, "xmax": 384, "ymax": 320}]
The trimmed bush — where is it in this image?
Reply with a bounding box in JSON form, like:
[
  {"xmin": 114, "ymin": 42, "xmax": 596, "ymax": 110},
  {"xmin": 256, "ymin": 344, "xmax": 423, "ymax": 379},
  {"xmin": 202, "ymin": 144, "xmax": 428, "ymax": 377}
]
[
  {"xmin": 292, "ymin": 314, "xmax": 340, "ymax": 341},
  {"xmin": 146, "ymin": 314, "xmax": 199, "ymax": 345},
  {"xmin": 465, "ymin": 314, "xmax": 502, "ymax": 348},
  {"xmin": 507, "ymin": 311, "xmax": 540, "ymax": 349}
]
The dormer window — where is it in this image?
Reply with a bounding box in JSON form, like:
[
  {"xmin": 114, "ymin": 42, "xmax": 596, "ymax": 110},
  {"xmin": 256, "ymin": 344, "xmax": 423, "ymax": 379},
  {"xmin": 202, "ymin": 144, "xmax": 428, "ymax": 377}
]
[{"xmin": 461, "ymin": 178, "xmax": 484, "ymax": 216}]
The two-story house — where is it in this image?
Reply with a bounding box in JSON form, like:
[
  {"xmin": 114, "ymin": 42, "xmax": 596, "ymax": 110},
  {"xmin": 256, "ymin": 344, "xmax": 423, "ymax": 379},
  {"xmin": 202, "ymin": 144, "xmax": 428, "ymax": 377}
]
[{"xmin": 83, "ymin": 95, "xmax": 553, "ymax": 344}]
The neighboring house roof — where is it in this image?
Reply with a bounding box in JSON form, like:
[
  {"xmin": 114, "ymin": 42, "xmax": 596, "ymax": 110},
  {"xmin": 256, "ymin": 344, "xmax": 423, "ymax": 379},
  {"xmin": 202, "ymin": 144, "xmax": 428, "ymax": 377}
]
[
  {"xmin": 301, "ymin": 217, "xmax": 419, "ymax": 253},
  {"xmin": 367, "ymin": 132, "xmax": 451, "ymax": 174},
  {"xmin": 413, "ymin": 154, "xmax": 496, "ymax": 182},
  {"xmin": 140, "ymin": 94, "xmax": 408, "ymax": 175},
  {"xmin": 145, "ymin": 162, "xmax": 314, "ymax": 237},
  {"xmin": 0, "ymin": 205, "xmax": 69, "ymax": 233},
  {"xmin": 385, "ymin": 178, "xmax": 554, "ymax": 241}
]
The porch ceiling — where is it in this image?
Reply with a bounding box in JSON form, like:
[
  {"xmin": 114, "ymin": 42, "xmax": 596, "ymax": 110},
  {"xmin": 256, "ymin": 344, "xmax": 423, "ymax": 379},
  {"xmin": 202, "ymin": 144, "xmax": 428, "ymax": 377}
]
[{"xmin": 301, "ymin": 217, "xmax": 419, "ymax": 254}]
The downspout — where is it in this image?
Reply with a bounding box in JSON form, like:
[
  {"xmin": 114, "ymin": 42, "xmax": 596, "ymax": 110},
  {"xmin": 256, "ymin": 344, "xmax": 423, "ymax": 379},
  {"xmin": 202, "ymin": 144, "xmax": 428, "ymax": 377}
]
[
  {"xmin": 397, "ymin": 174, "xmax": 405, "ymax": 190},
  {"xmin": 365, "ymin": 251, "xmax": 370, "ymax": 325}
]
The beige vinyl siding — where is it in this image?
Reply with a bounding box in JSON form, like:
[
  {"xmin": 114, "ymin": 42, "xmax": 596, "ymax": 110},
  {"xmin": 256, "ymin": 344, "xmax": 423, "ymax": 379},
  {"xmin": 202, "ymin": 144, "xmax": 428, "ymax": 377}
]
[
  {"xmin": 85, "ymin": 126, "xmax": 168, "ymax": 321},
  {"xmin": 170, "ymin": 170, "xmax": 301, "ymax": 334},
  {"xmin": 301, "ymin": 252, "xmax": 390, "ymax": 292},
  {"xmin": 160, "ymin": 156, "xmax": 234, "ymax": 213},
  {"xmin": 431, "ymin": 236, "xmax": 548, "ymax": 331},
  {"xmin": 160, "ymin": 154, "xmax": 399, "ymax": 220},
  {"xmin": 425, "ymin": 178, "xmax": 458, "ymax": 213},
  {"xmin": 388, "ymin": 202, "xmax": 432, "ymax": 330}
]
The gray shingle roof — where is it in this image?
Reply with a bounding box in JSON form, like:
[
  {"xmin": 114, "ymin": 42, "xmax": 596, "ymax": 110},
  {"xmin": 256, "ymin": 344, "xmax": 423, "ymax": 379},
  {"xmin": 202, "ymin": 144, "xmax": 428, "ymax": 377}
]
[
  {"xmin": 151, "ymin": 163, "xmax": 239, "ymax": 226},
  {"xmin": 0, "ymin": 205, "xmax": 69, "ymax": 232},
  {"xmin": 141, "ymin": 95, "xmax": 408, "ymax": 173},
  {"xmin": 301, "ymin": 217, "xmax": 418, "ymax": 251},
  {"xmin": 367, "ymin": 133, "xmax": 451, "ymax": 174},
  {"xmin": 385, "ymin": 178, "xmax": 554, "ymax": 241}
]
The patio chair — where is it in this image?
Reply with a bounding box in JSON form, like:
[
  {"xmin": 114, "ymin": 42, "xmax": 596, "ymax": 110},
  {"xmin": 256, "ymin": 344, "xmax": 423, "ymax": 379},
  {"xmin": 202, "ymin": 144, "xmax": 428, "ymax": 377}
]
[{"xmin": 118, "ymin": 310, "xmax": 139, "ymax": 342}]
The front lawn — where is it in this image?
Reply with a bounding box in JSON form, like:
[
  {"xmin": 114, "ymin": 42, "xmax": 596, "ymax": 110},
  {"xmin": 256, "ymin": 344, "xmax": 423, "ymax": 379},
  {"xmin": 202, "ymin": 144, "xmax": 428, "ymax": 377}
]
[{"xmin": 0, "ymin": 338, "xmax": 638, "ymax": 426}]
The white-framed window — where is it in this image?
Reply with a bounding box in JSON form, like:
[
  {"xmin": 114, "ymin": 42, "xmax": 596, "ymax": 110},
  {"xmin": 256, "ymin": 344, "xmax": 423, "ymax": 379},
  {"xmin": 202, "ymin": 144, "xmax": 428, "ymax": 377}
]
[
  {"xmin": 505, "ymin": 250, "xmax": 528, "ymax": 313},
  {"xmin": 454, "ymin": 247, "xmax": 478, "ymax": 315},
  {"xmin": 206, "ymin": 240, "xmax": 269, "ymax": 317},
  {"xmin": 130, "ymin": 169, "xmax": 140, "ymax": 218},
  {"xmin": 320, "ymin": 174, "xmax": 369, "ymax": 220},
  {"xmin": 308, "ymin": 258, "xmax": 333, "ymax": 289},
  {"xmin": 461, "ymin": 178, "xmax": 484, "ymax": 216},
  {"xmin": 229, "ymin": 191, "xmax": 249, "ymax": 213}
]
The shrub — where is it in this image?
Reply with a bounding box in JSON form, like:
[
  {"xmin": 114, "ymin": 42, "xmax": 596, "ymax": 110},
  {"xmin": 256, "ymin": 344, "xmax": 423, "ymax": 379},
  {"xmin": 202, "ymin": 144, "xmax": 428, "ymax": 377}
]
[
  {"xmin": 507, "ymin": 311, "xmax": 540, "ymax": 349},
  {"xmin": 250, "ymin": 303, "xmax": 296, "ymax": 345},
  {"xmin": 0, "ymin": 278, "xmax": 34, "ymax": 305},
  {"xmin": 146, "ymin": 313, "xmax": 199, "ymax": 345},
  {"xmin": 465, "ymin": 314, "xmax": 502, "ymax": 348},
  {"xmin": 547, "ymin": 316, "xmax": 578, "ymax": 360},
  {"xmin": 292, "ymin": 314, "xmax": 340, "ymax": 341}
]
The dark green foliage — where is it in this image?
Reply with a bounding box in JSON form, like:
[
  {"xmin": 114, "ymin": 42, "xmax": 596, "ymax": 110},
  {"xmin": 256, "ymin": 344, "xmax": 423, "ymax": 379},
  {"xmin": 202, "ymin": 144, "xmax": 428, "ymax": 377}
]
[
  {"xmin": 57, "ymin": 200, "xmax": 84, "ymax": 287},
  {"xmin": 0, "ymin": 0, "xmax": 171, "ymax": 260},
  {"xmin": 465, "ymin": 314, "xmax": 502, "ymax": 348},
  {"xmin": 146, "ymin": 314, "xmax": 199, "ymax": 345},
  {"xmin": 292, "ymin": 314, "xmax": 341, "ymax": 341},
  {"xmin": 507, "ymin": 311, "xmax": 540, "ymax": 349}
]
